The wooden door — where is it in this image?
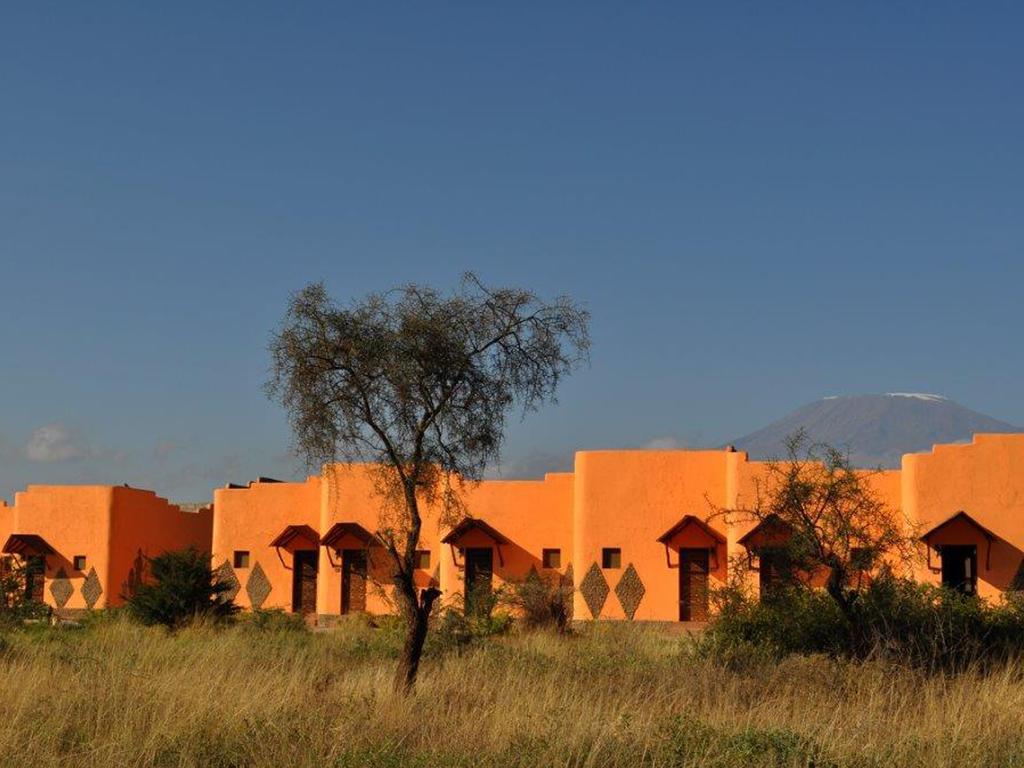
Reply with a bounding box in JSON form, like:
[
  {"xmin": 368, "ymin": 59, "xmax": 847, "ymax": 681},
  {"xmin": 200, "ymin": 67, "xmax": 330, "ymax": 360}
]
[
  {"xmin": 341, "ymin": 549, "xmax": 368, "ymax": 614},
  {"xmin": 25, "ymin": 556, "xmax": 45, "ymax": 603},
  {"xmin": 758, "ymin": 547, "xmax": 791, "ymax": 602},
  {"xmin": 291, "ymin": 550, "xmax": 319, "ymax": 615},
  {"xmin": 464, "ymin": 547, "xmax": 494, "ymax": 616},
  {"xmin": 940, "ymin": 545, "xmax": 978, "ymax": 595},
  {"xmin": 678, "ymin": 548, "xmax": 709, "ymax": 621}
]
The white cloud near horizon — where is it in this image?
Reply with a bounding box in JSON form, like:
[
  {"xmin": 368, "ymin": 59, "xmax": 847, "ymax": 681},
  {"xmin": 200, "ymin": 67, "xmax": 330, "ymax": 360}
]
[{"xmin": 25, "ymin": 423, "xmax": 93, "ymax": 462}]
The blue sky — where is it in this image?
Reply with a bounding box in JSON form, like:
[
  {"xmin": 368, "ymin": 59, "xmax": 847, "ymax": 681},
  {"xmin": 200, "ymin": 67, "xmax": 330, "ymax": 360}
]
[{"xmin": 1, "ymin": 4, "xmax": 1021, "ymax": 501}]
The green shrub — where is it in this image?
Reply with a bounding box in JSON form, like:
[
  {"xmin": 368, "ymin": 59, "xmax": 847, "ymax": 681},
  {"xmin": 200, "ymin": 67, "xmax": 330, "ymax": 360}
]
[
  {"xmin": 0, "ymin": 558, "xmax": 52, "ymax": 629},
  {"xmin": 501, "ymin": 568, "xmax": 572, "ymax": 632},
  {"xmin": 702, "ymin": 576, "xmax": 1024, "ymax": 671},
  {"xmin": 427, "ymin": 600, "xmax": 512, "ymax": 654},
  {"xmin": 125, "ymin": 547, "xmax": 238, "ymax": 629}
]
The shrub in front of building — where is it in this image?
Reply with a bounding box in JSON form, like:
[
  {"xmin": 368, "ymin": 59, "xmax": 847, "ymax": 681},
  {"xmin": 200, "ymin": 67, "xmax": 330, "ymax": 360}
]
[
  {"xmin": 125, "ymin": 547, "xmax": 238, "ymax": 629},
  {"xmin": 702, "ymin": 576, "xmax": 1024, "ymax": 671}
]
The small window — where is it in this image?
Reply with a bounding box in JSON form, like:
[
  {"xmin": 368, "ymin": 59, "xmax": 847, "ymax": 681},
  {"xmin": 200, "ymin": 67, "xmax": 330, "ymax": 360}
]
[
  {"xmin": 602, "ymin": 548, "xmax": 621, "ymax": 569},
  {"xmin": 233, "ymin": 550, "xmax": 250, "ymax": 569},
  {"xmin": 542, "ymin": 548, "xmax": 561, "ymax": 569},
  {"xmin": 73, "ymin": 555, "xmax": 87, "ymax": 571},
  {"xmin": 415, "ymin": 550, "xmax": 431, "ymax": 569}
]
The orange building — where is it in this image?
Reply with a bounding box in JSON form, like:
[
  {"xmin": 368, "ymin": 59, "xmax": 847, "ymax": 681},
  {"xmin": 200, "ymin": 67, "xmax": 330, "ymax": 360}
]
[
  {"xmin": 207, "ymin": 433, "xmax": 1024, "ymax": 624},
  {"xmin": 7, "ymin": 432, "xmax": 1024, "ymax": 623},
  {"xmin": 0, "ymin": 485, "xmax": 211, "ymax": 616}
]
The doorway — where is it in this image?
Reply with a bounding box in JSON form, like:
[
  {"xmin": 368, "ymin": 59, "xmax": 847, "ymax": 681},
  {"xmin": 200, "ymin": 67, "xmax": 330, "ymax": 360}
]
[
  {"xmin": 678, "ymin": 548, "xmax": 709, "ymax": 621},
  {"xmin": 464, "ymin": 547, "xmax": 494, "ymax": 615},
  {"xmin": 940, "ymin": 545, "xmax": 978, "ymax": 595},
  {"xmin": 24, "ymin": 555, "xmax": 45, "ymax": 603},
  {"xmin": 758, "ymin": 547, "xmax": 791, "ymax": 602},
  {"xmin": 341, "ymin": 549, "xmax": 368, "ymax": 614},
  {"xmin": 291, "ymin": 550, "xmax": 319, "ymax": 615}
]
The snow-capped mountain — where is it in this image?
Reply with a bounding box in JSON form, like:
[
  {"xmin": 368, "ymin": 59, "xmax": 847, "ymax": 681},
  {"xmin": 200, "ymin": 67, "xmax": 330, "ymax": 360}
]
[{"xmin": 730, "ymin": 394, "xmax": 1022, "ymax": 468}]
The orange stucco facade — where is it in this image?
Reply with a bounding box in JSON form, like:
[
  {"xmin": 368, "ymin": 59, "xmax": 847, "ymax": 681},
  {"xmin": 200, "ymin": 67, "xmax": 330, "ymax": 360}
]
[
  {"xmin": 8, "ymin": 432, "xmax": 1024, "ymax": 622},
  {"xmin": 1, "ymin": 485, "xmax": 212, "ymax": 614},
  {"xmin": 204, "ymin": 433, "xmax": 1024, "ymax": 624}
]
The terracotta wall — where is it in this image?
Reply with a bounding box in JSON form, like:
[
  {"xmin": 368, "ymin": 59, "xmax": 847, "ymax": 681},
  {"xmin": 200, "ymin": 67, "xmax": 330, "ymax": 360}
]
[
  {"xmin": 440, "ymin": 472, "xmax": 574, "ymax": 613},
  {"xmin": 211, "ymin": 478, "xmax": 322, "ymax": 611},
  {"xmin": 10, "ymin": 485, "xmax": 114, "ymax": 610},
  {"xmin": 6, "ymin": 485, "xmax": 214, "ymax": 611},
  {"xmin": 317, "ymin": 464, "xmax": 446, "ymax": 618},
  {"xmin": 12, "ymin": 431, "xmax": 1024, "ymax": 623},
  {"xmin": 108, "ymin": 487, "xmax": 213, "ymax": 606},
  {"xmin": 573, "ymin": 450, "xmax": 732, "ymax": 621},
  {"xmin": 903, "ymin": 434, "xmax": 1024, "ymax": 599}
]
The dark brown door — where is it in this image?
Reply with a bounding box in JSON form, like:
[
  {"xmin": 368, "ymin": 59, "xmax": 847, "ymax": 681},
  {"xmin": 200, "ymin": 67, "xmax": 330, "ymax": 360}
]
[
  {"xmin": 940, "ymin": 545, "xmax": 978, "ymax": 595},
  {"xmin": 679, "ymin": 548, "xmax": 709, "ymax": 621},
  {"xmin": 25, "ymin": 556, "xmax": 45, "ymax": 603},
  {"xmin": 758, "ymin": 547, "xmax": 791, "ymax": 602},
  {"xmin": 464, "ymin": 547, "xmax": 494, "ymax": 616},
  {"xmin": 291, "ymin": 550, "xmax": 319, "ymax": 615},
  {"xmin": 341, "ymin": 549, "xmax": 368, "ymax": 614}
]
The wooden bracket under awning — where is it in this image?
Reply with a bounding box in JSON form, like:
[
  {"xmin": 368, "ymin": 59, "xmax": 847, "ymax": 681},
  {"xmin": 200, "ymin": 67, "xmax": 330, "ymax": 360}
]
[
  {"xmin": 320, "ymin": 522, "xmax": 381, "ymax": 569},
  {"xmin": 920, "ymin": 511, "xmax": 998, "ymax": 572},
  {"xmin": 441, "ymin": 518, "xmax": 510, "ymax": 567},
  {"xmin": 736, "ymin": 515, "xmax": 794, "ymax": 571},
  {"xmin": 656, "ymin": 515, "xmax": 726, "ymax": 570},
  {"xmin": 2, "ymin": 534, "xmax": 56, "ymax": 557}
]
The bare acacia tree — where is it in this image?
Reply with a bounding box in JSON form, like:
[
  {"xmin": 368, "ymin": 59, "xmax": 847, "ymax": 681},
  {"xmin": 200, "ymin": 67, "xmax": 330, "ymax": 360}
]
[
  {"xmin": 717, "ymin": 430, "xmax": 916, "ymax": 620},
  {"xmin": 267, "ymin": 274, "xmax": 589, "ymax": 691}
]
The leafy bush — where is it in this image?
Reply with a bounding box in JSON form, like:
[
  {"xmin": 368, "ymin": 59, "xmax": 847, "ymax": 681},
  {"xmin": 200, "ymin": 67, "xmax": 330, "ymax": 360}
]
[
  {"xmin": 702, "ymin": 576, "xmax": 1024, "ymax": 671},
  {"xmin": 427, "ymin": 594, "xmax": 512, "ymax": 653},
  {"xmin": 125, "ymin": 547, "xmax": 238, "ymax": 629},
  {"xmin": 0, "ymin": 558, "xmax": 52, "ymax": 629},
  {"xmin": 501, "ymin": 569, "xmax": 572, "ymax": 632}
]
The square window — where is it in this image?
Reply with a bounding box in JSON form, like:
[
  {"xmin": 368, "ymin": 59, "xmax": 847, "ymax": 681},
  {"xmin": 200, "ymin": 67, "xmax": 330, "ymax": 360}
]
[
  {"xmin": 542, "ymin": 548, "xmax": 561, "ymax": 569},
  {"xmin": 73, "ymin": 555, "xmax": 87, "ymax": 571},
  {"xmin": 233, "ymin": 550, "xmax": 250, "ymax": 569},
  {"xmin": 415, "ymin": 550, "xmax": 430, "ymax": 569},
  {"xmin": 602, "ymin": 548, "xmax": 621, "ymax": 569}
]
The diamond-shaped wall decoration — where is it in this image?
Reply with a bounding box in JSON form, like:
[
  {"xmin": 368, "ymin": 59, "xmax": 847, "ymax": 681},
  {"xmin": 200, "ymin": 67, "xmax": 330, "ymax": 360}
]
[
  {"xmin": 579, "ymin": 562, "xmax": 610, "ymax": 619},
  {"xmin": 49, "ymin": 568, "xmax": 73, "ymax": 608},
  {"xmin": 81, "ymin": 567, "xmax": 103, "ymax": 609},
  {"xmin": 213, "ymin": 560, "xmax": 241, "ymax": 603},
  {"xmin": 246, "ymin": 562, "xmax": 272, "ymax": 609},
  {"xmin": 614, "ymin": 563, "xmax": 646, "ymax": 620}
]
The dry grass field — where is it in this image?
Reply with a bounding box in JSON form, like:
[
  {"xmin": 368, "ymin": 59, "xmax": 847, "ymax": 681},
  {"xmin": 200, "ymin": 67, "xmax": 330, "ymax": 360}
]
[{"xmin": 1, "ymin": 615, "xmax": 1022, "ymax": 767}]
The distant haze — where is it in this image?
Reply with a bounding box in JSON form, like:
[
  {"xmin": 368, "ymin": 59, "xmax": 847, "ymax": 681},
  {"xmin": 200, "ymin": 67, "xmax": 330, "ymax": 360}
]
[{"xmin": 730, "ymin": 394, "xmax": 1023, "ymax": 468}]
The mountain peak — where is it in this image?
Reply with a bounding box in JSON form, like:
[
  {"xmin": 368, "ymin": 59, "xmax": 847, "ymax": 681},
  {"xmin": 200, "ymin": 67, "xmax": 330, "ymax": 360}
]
[{"xmin": 731, "ymin": 394, "xmax": 1021, "ymax": 468}]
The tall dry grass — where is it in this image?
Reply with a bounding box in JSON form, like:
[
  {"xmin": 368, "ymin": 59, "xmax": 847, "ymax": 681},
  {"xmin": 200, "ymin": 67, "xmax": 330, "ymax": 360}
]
[{"xmin": 0, "ymin": 615, "xmax": 1022, "ymax": 767}]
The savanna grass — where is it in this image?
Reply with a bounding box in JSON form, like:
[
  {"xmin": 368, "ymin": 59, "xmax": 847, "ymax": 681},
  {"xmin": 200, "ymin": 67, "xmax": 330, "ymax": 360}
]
[{"xmin": 1, "ymin": 616, "xmax": 1023, "ymax": 767}]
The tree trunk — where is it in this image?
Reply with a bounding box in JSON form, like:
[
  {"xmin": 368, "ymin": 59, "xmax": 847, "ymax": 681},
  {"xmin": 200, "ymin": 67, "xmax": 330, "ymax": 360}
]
[
  {"xmin": 394, "ymin": 582, "xmax": 442, "ymax": 694},
  {"xmin": 825, "ymin": 565, "xmax": 856, "ymax": 622}
]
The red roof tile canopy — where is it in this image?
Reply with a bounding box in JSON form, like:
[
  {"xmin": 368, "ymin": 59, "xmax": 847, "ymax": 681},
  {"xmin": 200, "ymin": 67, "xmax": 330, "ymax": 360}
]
[
  {"xmin": 920, "ymin": 510, "xmax": 999, "ymax": 544},
  {"xmin": 920, "ymin": 510, "xmax": 1000, "ymax": 570},
  {"xmin": 268, "ymin": 524, "xmax": 320, "ymax": 549},
  {"xmin": 441, "ymin": 518, "xmax": 510, "ymax": 546},
  {"xmin": 656, "ymin": 515, "xmax": 726, "ymax": 546},
  {"xmin": 2, "ymin": 534, "xmax": 56, "ymax": 557},
  {"xmin": 736, "ymin": 514, "xmax": 794, "ymax": 549},
  {"xmin": 320, "ymin": 522, "xmax": 379, "ymax": 549}
]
